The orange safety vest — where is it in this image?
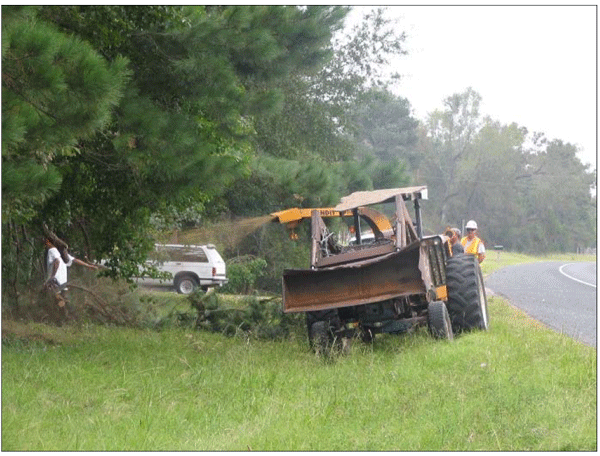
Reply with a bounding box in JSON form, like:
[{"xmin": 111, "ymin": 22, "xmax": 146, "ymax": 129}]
[{"xmin": 461, "ymin": 236, "xmax": 482, "ymax": 256}]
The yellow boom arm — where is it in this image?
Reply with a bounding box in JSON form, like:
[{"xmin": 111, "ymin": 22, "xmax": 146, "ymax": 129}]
[{"xmin": 270, "ymin": 207, "xmax": 393, "ymax": 238}]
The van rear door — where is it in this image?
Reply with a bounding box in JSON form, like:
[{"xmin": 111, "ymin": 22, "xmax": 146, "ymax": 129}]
[{"xmin": 204, "ymin": 245, "xmax": 227, "ymax": 284}]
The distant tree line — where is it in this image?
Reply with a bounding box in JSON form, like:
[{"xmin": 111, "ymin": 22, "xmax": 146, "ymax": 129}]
[
  {"xmin": 415, "ymin": 87, "xmax": 596, "ymax": 254},
  {"xmin": 2, "ymin": 5, "xmax": 595, "ymax": 304}
]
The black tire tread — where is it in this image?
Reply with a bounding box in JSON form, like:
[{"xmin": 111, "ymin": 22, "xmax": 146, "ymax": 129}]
[
  {"xmin": 306, "ymin": 309, "xmax": 340, "ymax": 353},
  {"xmin": 428, "ymin": 301, "xmax": 453, "ymax": 339},
  {"xmin": 445, "ymin": 254, "xmax": 488, "ymax": 333},
  {"xmin": 309, "ymin": 321, "xmax": 330, "ymax": 355}
]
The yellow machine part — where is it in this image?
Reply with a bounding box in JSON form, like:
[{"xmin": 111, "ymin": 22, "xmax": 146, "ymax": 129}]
[
  {"xmin": 270, "ymin": 207, "xmax": 350, "ymax": 224},
  {"xmin": 270, "ymin": 206, "xmax": 393, "ymax": 236},
  {"xmin": 436, "ymin": 285, "xmax": 448, "ymax": 301}
]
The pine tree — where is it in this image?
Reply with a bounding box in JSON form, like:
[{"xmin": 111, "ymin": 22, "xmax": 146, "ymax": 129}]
[
  {"xmin": 2, "ymin": 6, "xmax": 353, "ymax": 303},
  {"xmin": 2, "ymin": 6, "xmax": 130, "ymax": 222}
]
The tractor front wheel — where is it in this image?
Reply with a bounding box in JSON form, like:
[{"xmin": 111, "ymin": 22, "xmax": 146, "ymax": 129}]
[
  {"xmin": 309, "ymin": 321, "xmax": 332, "ymax": 355},
  {"xmin": 428, "ymin": 301, "xmax": 454, "ymax": 340},
  {"xmin": 306, "ymin": 310, "xmax": 342, "ymax": 355}
]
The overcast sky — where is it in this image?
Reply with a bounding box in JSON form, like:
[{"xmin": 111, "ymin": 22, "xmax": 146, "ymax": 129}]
[{"xmin": 346, "ymin": 5, "xmax": 597, "ymax": 169}]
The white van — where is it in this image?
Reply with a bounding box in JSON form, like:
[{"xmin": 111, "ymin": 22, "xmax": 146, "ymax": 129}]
[{"xmin": 140, "ymin": 244, "xmax": 228, "ymax": 294}]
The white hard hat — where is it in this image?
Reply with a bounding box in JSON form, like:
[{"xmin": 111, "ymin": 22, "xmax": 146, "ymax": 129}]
[{"xmin": 465, "ymin": 220, "xmax": 478, "ymax": 230}]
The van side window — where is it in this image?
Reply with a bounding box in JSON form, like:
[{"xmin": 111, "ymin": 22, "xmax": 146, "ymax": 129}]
[
  {"xmin": 151, "ymin": 246, "xmax": 209, "ymax": 263},
  {"xmin": 169, "ymin": 247, "xmax": 208, "ymax": 263},
  {"xmin": 149, "ymin": 247, "xmax": 170, "ymax": 263}
]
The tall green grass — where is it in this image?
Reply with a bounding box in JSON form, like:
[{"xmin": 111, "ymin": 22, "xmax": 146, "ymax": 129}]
[
  {"xmin": 2, "ymin": 251, "xmax": 595, "ymax": 450},
  {"xmin": 2, "ymin": 294, "xmax": 596, "ymax": 451}
]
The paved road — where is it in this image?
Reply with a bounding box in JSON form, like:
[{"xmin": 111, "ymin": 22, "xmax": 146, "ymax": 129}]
[{"xmin": 486, "ymin": 261, "xmax": 596, "ymax": 347}]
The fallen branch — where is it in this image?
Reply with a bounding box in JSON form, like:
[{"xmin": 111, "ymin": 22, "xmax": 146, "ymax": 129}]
[
  {"xmin": 42, "ymin": 222, "xmax": 68, "ymax": 250},
  {"xmin": 66, "ymin": 283, "xmax": 134, "ymax": 325}
]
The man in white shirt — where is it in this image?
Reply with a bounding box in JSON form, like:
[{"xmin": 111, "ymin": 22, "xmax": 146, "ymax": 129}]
[{"xmin": 44, "ymin": 238, "xmax": 98, "ymax": 308}]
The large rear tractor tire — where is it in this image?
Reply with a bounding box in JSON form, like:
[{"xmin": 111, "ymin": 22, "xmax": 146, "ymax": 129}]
[{"xmin": 445, "ymin": 254, "xmax": 489, "ymax": 333}]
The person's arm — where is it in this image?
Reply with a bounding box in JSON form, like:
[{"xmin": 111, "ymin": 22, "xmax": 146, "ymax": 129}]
[
  {"xmin": 72, "ymin": 257, "xmax": 99, "ymax": 270},
  {"xmin": 478, "ymin": 240, "xmax": 486, "ymax": 263}
]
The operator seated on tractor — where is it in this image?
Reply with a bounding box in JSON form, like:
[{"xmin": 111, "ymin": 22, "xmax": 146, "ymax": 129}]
[{"xmin": 461, "ymin": 220, "xmax": 485, "ymax": 263}]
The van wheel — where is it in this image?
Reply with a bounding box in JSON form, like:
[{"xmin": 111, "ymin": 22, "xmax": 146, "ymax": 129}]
[{"xmin": 175, "ymin": 275, "xmax": 199, "ymax": 294}]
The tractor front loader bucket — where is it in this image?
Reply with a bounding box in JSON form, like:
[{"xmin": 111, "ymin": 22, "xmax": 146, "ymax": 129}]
[{"xmin": 282, "ymin": 241, "xmax": 428, "ymax": 313}]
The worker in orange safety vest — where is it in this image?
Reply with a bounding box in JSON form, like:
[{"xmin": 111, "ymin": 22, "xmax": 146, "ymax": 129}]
[{"xmin": 461, "ymin": 220, "xmax": 486, "ymax": 263}]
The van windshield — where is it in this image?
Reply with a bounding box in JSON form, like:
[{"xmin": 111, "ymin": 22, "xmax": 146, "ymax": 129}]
[{"xmin": 152, "ymin": 246, "xmax": 208, "ymax": 263}]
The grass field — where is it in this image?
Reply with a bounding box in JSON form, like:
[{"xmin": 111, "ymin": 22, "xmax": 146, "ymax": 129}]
[
  {"xmin": 480, "ymin": 251, "xmax": 596, "ymax": 276},
  {"xmin": 1, "ymin": 252, "xmax": 596, "ymax": 451}
]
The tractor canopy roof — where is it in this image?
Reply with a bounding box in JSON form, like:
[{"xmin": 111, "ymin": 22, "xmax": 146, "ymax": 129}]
[{"xmin": 334, "ymin": 186, "xmax": 428, "ymax": 212}]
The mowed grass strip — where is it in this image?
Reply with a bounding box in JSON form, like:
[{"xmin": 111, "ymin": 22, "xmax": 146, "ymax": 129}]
[
  {"xmin": 480, "ymin": 251, "xmax": 595, "ymax": 276},
  {"xmin": 2, "ymin": 294, "xmax": 596, "ymax": 451}
]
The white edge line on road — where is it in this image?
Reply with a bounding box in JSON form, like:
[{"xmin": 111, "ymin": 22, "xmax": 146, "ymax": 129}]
[{"xmin": 558, "ymin": 263, "xmax": 597, "ymax": 288}]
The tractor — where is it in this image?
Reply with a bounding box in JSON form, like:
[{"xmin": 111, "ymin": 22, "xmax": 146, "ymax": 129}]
[{"xmin": 270, "ymin": 186, "xmax": 488, "ymax": 354}]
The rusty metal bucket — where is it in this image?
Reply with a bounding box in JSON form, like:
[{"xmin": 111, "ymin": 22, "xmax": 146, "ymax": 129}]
[{"xmin": 282, "ymin": 241, "xmax": 428, "ymax": 313}]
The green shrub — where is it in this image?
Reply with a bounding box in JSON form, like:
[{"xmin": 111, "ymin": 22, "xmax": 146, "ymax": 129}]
[{"xmin": 221, "ymin": 256, "xmax": 268, "ymax": 294}]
